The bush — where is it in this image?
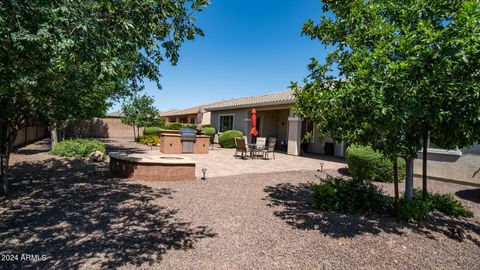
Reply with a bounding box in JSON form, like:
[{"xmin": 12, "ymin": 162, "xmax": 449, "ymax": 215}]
[
  {"xmin": 202, "ymin": 127, "xmax": 216, "ymax": 143},
  {"xmin": 144, "ymin": 127, "xmax": 162, "ymax": 136},
  {"xmin": 310, "ymin": 178, "xmax": 473, "ymax": 222},
  {"xmin": 346, "ymin": 145, "xmax": 405, "ymax": 182},
  {"xmin": 138, "ymin": 134, "xmax": 160, "ymax": 145},
  {"xmin": 429, "ymin": 192, "xmax": 473, "ymax": 218},
  {"xmin": 202, "ymin": 124, "xmax": 212, "ymax": 128},
  {"xmin": 399, "ymin": 189, "xmax": 473, "ymax": 222},
  {"xmin": 50, "ymin": 139, "xmax": 106, "ymax": 158},
  {"xmin": 311, "ymin": 176, "xmax": 389, "ymax": 215},
  {"xmin": 219, "ymin": 130, "xmax": 243, "ymax": 148}
]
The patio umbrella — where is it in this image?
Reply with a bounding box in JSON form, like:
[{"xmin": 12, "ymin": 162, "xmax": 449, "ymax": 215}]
[{"xmin": 250, "ymin": 108, "xmax": 258, "ymax": 137}]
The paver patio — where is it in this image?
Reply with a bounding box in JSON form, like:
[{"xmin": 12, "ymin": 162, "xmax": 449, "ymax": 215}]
[{"xmin": 104, "ymin": 139, "xmax": 347, "ymax": 179}]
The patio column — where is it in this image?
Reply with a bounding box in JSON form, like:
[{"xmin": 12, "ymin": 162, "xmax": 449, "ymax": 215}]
[
  {"xmin": 187, "ymin": 116, "xmax": 191, "ymax": 124},
  {"xmin": 176, "ymin": 116, "xmax": 179, "ymax": 123},
  {"xmin": 287, "ymin": 116, "xmax": 303, "ymax": 156}
]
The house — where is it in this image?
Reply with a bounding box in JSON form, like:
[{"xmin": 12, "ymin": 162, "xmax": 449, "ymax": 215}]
[
  {"xmin": 159, "ymin": 101, "xmax": 225, "ymax": 125},
  {"xmin": 205, "ymin": 89, "xmax": 346, "ymax": 157}
]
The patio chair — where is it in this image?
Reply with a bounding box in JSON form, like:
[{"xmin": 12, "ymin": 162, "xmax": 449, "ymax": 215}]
[
  {"xmin": 250, "ymin": 137, "xmax": 266, "ymax": 158},
  {"xmin": 234, "ymin": 137, "xmax": 248, "ymax": 158},
  {"xmin": 256, "ymin": 137, "xmax": 267, "ymax": 150},
  {"xmin": 262, "ymin": 137, "xmax": 277, "ymax": 160}
]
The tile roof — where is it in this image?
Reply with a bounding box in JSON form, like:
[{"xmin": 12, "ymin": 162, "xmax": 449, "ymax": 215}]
[
  {"xmin": 205, "ymin": 88, "xmax": 296, "ymax": 111},
  {"xmin": 106, "ymin": 111, "xmax": 123, "ymax": 118},
  {"xmin": 160, "ymin": 100, "xmax": 227, "ymax": 117}
]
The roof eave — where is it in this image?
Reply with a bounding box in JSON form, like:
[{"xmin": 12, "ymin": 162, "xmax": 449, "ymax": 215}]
[{"xmin": 205, "ymin": 100, "xmax": 295, "ymax": 112}]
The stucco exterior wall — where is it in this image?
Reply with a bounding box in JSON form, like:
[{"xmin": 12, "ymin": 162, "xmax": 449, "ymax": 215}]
[
  {"xmin": 210, "ymin": 109, "xmax": 250, "ymax": 135},
  {"xmin": 414, "ymin": 144, "xmax": 480, "ymax": 184}
]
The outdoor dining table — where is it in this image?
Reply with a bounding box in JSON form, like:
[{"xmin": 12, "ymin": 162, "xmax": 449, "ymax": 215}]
[
  {"xmin": 247, "ymin": 143, "xmax": 258, "ymax": 159},
  {"xmin": 247, "ymin": 143, "xmax": 265, "ymax": 159}
]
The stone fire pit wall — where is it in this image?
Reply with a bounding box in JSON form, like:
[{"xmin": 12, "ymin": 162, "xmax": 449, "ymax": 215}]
[
  {"xmin": 160, "ymin": 133, "xmax": 210, "ymax": 154},
  {"xmin": 109, "ymin": 153, "xmax": 195, "ymax": 181}
]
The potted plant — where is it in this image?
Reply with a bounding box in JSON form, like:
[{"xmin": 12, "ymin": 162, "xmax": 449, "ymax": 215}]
[{"xmin": 301, "ymin": 131, "xmax": 313, "ymax": 153}]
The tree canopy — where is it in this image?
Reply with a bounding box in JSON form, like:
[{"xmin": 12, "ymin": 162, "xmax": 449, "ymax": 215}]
[
  {"xmin": 0, "ymin": 0, "xmax": 208, "ymax": 193},
  {"xmin": 121, "ymin": 95, "xmax": 159, "ymax": 139},
  {"xmin": 293, "ymin": 0, "xmax": 480, "ymax": 199}
]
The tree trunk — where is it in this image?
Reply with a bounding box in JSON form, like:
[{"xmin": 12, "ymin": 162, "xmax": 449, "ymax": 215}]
[
  {"xmin": 422, "ymin": 130, "xmax": 428, "ymax": 199},
  {"xmin": 1, "ymin": 153, "xmax": 9, "ymax": 195},
  {"xmin": 393, "ymin": 158, "xmax": 400, "ymax": 222},
  {"xmin": 404, "ymin": 157, "xmax": 414, "ymax": 200},
  {"xmin": 137, "ymin": 126, "xmax": 140, "ymax": 140},
  {"xmin": 50, "ymin": 123, "xmax": 59, "ymax": 147},
  {"xmin": 0, "ymin": 120, "xmax": 16, "ymax": 195},
  {"xmin": 132, "ymin": 125, "xmax": 136, "ymax": 141}
]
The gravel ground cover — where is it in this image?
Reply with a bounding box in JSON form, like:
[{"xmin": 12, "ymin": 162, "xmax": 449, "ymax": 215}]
[{"xmin": 1, "ymin": 140, "xmax": 479, "ymax": 269}]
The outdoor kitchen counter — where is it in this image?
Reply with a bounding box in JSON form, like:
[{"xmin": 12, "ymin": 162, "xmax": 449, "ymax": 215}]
[{"xmin": 159, "ymin": 133, "xmax": 210, "ymax": 154}]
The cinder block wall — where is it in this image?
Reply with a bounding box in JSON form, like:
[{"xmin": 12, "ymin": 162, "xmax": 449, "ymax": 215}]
[
  {"xmin": 13, "ymin": 126, "xmax": 48, "ymax": 148},
  {"xmin": 66, "ymin": 117, "xmax": 143, "ymax": 140}
]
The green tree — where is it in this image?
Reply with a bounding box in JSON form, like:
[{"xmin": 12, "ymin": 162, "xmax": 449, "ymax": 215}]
[
  {"xmin": 0, "ymin": 0, "xmax": 208, "ymax": 194},
  {"xmin": 121, "ymin": 95, "xmax": 159, "ymax": 140},
  {"xmin": 294, "ymin": 0, "xmax": 480, "ymax": 206}
]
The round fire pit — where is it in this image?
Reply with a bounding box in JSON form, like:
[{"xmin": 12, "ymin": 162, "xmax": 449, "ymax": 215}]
[{"xmin": 109, "ymin": 152, "xmax": 196, "ymax": 181}]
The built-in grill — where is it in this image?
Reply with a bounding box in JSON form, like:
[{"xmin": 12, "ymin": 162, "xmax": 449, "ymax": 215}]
[{"xmin": 179, "ymin": 128, "xmax": 197, "ymax": 153}]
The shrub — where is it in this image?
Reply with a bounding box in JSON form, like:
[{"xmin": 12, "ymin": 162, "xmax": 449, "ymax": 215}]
[
  {"xmin": 202, "ymin": 124, "xmax": 212, "ymax": 128},
  {"xmin": 399, "ymin": 189, "xmax": 473, "ymax": 222},
  {"xmin": 202, "ymin": 127, "xmax": 216, "ymax": 142},
  {"xmin": 138, "ymin": 135, "xmax": 160, "ymax": 145},
  {"xmin": 429, "ymin": 192, "xmax": 473, "ymax": 218},
  {"xmin": 219, "ymin": 130, "xmax": 243, "ymax": 148},
  {"xmin": 50, "ymin": 139, "xmax": 106, "ymax": 158},
  {"xmin": 346, "ymin": 145, "xmax": 405, "ymax": 182},
  {"xmin": 144, "ymin": 127, "xmax": 162, "ymax": 136},
  {"xmin": 310, "ymin": 179, "xmax": 473, "ymax": 222},
  {"xmin": 310, "ymin": 176, "xmax": 389, "ymax": 215}
]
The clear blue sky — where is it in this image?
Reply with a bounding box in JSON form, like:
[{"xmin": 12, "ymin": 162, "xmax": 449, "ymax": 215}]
[{"xmin": 109, "ymin": 0, "xmax": 329, "ymax": 113}]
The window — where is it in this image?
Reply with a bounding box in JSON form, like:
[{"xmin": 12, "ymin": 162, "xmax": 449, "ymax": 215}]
[
  {"xmin": 423, "ymin": 137, "xmax": 462, "ymax": 156},
  {"xmin": 219, "ymin": 114, "xmax": 234, "ymax": 132}
]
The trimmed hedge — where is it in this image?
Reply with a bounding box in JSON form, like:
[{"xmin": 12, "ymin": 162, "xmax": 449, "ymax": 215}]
[
  {"xmin": 49, "ymin": 139, "xmax": 106, "ymax": 158},
  {"xmin": 346, "ymin": 145, "xmax": 405, "ymax": 183},
  {"xmin": 152, "ymin": 122, "xmax": 197, "ymax": 130},
  {"xmin": 219, "ymin": 130, "xmax": 243, "ymax": 148},
  {"xmin": 144, "ymin": 127, "xmax": 162, "ymax": 136},
  {"xmin": 202, "ymin": 127, "xmax": 216, "ymax": 143}
]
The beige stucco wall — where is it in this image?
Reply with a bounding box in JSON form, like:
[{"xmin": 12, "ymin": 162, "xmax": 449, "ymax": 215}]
[{"xmin": 414, "ymin": 144, "xmax": 480, "ymax": 184}]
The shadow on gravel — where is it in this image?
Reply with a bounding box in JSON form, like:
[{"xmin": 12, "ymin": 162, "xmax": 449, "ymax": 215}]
[
  {"xmin": 0, "ymin": 158, "xmax": 216, "ymax": 269},
  {"xmin": 264, "ymin": 182, "xmax": 480, "ymax": 242},
  {"xmin": 263, "ymin": 183, "xmax": 402, "ymax": 238},
  {"xmin": 455, "ymin": 188, "xmax": 480, "ymax": 204}
]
